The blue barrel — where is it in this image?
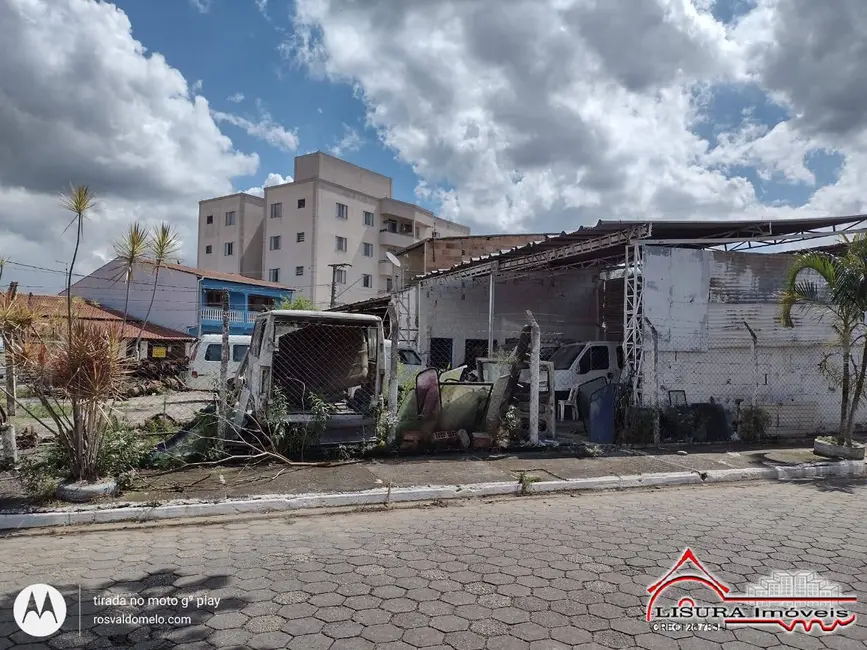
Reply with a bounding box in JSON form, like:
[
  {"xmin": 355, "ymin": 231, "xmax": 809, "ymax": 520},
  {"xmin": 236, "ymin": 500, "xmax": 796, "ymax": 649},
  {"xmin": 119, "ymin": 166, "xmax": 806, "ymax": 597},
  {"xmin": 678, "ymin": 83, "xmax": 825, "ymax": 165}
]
[{"xmin": 588, "ymin": 383, "xmax": 616, "ymax": 444}]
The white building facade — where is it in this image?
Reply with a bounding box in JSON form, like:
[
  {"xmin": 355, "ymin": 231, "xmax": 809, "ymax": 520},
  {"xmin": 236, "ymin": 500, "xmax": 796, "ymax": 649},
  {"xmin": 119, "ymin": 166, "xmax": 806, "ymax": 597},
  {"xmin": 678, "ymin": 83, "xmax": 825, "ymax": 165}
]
[{"xmin": 197, "ymin": 152, "xmax": 470, "ymax": 308}]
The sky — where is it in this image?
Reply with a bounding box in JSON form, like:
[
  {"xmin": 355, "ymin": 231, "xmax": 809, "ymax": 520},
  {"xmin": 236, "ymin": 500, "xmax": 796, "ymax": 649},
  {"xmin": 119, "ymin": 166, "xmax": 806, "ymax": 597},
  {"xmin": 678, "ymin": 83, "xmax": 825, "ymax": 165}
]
[{"xmin": 1, "ymin": 0, "xmax": 866, "ymax": 293}]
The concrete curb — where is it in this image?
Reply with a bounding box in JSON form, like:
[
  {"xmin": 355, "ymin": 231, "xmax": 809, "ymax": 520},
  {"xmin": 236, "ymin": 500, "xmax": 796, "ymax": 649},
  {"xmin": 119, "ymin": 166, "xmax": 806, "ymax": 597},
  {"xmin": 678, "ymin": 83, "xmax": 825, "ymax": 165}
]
[{"xmin": 1, "ymin": 459, "xmax": 863, "ymax": 531}]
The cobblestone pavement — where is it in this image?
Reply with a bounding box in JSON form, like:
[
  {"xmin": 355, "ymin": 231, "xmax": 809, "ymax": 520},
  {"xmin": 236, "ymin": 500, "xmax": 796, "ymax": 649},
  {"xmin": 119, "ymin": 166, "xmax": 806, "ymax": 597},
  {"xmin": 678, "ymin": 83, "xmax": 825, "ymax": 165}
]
[{"xmin": 1, "ymin": 480, "xmax": 866, "ymax": 649}]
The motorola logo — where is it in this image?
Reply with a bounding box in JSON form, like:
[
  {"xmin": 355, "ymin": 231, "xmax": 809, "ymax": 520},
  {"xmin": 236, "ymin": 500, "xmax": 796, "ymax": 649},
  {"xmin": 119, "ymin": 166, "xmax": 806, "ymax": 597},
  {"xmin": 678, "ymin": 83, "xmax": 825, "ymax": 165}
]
[{"xmin": 13, "ymin": 584, "xmax": 67, "ymax": 637}]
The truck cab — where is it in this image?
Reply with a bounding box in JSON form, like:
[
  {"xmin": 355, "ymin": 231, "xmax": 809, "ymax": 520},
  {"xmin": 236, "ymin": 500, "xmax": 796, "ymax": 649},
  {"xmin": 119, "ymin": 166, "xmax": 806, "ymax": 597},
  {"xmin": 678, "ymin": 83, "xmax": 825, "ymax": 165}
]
[{"xmin": 549, "ymin": 341, "xmax": 624, "ymax": 401}]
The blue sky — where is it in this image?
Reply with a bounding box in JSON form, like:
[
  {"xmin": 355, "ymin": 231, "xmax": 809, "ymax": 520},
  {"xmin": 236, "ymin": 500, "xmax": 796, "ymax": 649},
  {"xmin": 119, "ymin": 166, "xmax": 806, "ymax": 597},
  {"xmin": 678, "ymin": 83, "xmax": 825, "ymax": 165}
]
[{"xmin": 114, "ymin": 0, "xmax": 433, "ymax": 211}]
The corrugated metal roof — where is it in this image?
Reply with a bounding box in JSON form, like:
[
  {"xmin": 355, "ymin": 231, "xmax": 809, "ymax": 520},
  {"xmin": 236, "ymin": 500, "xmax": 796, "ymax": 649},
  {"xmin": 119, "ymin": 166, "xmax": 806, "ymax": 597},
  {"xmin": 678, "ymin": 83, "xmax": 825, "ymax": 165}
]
[{"xmin": 417, "ymin": 215, "xmax": 867, "ymax": 281}]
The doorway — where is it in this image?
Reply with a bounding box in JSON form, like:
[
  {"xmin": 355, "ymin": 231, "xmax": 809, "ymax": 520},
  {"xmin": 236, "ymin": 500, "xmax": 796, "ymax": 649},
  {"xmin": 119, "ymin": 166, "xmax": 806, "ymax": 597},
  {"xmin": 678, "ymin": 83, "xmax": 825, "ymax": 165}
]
[{"xmin": 463, "ymin": 339, "xmax": 490, "ymax": 374}]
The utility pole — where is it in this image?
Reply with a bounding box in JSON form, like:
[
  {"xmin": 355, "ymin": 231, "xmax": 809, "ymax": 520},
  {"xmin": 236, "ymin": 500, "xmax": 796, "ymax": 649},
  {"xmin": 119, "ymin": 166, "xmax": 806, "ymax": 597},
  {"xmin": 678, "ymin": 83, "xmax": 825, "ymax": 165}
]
[
  {"xmin": 328, "ymin": 263, "xmax": 352, "ymax": 308},
  {"xmin": 4, "ymin": 282, "xmax": 18, "ymax": 416},
  {"xmin": 218, "ymin": 289, "xmax": 229, "ymax": 448}
]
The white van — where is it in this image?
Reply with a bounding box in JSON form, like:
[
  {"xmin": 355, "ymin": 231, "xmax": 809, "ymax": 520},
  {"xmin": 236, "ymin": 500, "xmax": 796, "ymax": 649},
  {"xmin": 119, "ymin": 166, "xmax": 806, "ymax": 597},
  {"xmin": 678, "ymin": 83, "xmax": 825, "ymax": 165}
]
[
  {"xmin": 549, "ymin": 341, "xmax": 624, "ymax": 401},
  {"xmin": 187, "ymin": 334, "xmax": 252, "ymax": 391},
  {"xmin": 383, "ymin": 340, "xmax": 424, "ymax": 385}
]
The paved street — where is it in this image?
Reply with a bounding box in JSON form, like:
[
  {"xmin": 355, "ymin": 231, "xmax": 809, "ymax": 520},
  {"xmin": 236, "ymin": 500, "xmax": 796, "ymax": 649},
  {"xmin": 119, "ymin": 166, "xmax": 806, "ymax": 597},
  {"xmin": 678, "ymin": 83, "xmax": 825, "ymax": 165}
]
[{"xmin": 1, "ymin": 479, "xmax": 866, "ymax": 649}]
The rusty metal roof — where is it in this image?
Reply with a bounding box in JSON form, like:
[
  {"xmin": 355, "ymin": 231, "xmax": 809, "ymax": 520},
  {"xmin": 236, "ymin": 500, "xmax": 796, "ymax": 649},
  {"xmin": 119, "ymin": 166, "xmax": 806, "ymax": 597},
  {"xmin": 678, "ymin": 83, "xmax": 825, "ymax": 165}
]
[{"xmin": 417, "ymin": 215, "xmax": 867, "ymax": 281}]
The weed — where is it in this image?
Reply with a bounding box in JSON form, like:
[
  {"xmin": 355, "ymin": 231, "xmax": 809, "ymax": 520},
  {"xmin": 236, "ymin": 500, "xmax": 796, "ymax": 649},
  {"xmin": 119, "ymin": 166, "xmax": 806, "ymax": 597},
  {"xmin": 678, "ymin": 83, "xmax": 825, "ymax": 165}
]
[
  {"xmin": 738, "ymin": 405, "xmax": 771, "ymax": 443},
  {"xmin": 518, "ymin": 471, "xmax": 540, "ymax": 495}
]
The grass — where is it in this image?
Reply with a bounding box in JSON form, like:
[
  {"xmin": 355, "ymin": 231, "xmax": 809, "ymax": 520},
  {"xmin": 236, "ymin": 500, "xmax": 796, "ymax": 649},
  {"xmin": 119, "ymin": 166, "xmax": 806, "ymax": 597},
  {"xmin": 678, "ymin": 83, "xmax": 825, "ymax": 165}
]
[{"xmin": 13, "ymin": 402, "xmax": 73, "ymax": 420}]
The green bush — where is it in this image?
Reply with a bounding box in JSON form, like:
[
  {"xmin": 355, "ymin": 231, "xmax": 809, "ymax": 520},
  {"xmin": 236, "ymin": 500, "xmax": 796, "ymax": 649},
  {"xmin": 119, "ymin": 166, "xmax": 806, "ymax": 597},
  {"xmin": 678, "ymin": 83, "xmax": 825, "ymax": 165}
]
[{"xmin": 739, "ymin": 405, "xmax": 771, "ymax": 443}]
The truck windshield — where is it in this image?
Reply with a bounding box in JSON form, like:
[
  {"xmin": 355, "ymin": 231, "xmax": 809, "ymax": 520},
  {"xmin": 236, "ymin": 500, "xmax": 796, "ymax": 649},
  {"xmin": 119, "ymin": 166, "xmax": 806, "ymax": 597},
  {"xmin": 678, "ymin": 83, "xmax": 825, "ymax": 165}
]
[{"xmin": 550, "ymin": 343, "xmax": 586, "ymax": 370}]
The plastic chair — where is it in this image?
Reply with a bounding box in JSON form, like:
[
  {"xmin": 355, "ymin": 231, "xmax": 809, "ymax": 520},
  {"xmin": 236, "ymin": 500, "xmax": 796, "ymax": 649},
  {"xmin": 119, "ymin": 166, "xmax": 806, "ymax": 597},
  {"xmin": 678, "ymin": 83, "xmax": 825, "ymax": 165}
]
[{"xmin": 558, "ymin": 386, "xmax": 578, "ymax": 421}]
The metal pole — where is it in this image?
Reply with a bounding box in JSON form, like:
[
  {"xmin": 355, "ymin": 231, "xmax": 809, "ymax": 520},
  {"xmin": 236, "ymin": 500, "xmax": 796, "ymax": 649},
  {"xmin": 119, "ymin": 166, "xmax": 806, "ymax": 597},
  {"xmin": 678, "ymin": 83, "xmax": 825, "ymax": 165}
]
[
  {"xmin": 743, "ymin": 321, "xmax": 759, "ymax": 408},
  {"xmin": 218, "ymin": 289, "xmax": 229, "ymax": 447},
  {"xmin": 526, "ymin": 310, "xmax": 540, "ymax": 444},
  {"xmin": 328, "ymin": 263, "xmax": 351, "ymax": 309},
  {"xmin": 4, "ymin": 282, "xmax": 18, "ymax": 416},
  {"xmin": 487, "ymin": 262, "xmax": 497, "ymax": 355},
  {"xmin": 387, "ymin": 301, "xmax": 400, "ymax": 427}
]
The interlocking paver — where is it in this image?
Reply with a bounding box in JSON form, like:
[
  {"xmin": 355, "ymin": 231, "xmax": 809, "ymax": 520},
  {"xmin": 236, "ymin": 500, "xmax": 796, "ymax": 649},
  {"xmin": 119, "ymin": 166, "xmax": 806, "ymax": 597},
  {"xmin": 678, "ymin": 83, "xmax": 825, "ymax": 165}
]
[{"xmin": 0, "ymin": 481, "xmax": 864, "ymax": 649}]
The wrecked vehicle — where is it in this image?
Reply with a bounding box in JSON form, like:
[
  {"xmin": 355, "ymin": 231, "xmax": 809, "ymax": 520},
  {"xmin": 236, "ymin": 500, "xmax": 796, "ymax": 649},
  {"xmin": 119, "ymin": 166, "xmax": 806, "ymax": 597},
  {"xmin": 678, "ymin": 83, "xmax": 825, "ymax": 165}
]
[{"xmin": 235, "ymin": 309, "xmax": 385, "ymax": 445}]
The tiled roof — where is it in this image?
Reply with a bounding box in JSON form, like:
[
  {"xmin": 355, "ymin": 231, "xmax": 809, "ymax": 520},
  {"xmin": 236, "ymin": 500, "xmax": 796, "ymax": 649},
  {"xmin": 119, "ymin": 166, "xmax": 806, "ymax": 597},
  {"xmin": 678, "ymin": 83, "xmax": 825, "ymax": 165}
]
[
  {"xmin": 13, "ymin": 294, "xmax": 194, "ymax": 341},
  {"xmin": 139, "ymin": 259, "xmax": 292, "ymax": 290}
]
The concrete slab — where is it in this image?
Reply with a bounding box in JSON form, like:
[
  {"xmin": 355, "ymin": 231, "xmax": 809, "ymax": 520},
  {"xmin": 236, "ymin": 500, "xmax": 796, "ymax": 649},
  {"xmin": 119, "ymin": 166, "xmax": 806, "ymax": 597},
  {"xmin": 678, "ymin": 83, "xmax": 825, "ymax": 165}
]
[{"xmin": 367, "ymin": 458, "xmax": 516, "ymax": 487}]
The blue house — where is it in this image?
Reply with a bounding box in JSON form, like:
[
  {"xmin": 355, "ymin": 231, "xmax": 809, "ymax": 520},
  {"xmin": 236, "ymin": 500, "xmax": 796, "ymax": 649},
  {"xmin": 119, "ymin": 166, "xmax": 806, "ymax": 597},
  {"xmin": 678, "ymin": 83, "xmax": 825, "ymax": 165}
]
[{"xmin": 69, "ymin": 258, "xmax": 294, "ymax": 338}]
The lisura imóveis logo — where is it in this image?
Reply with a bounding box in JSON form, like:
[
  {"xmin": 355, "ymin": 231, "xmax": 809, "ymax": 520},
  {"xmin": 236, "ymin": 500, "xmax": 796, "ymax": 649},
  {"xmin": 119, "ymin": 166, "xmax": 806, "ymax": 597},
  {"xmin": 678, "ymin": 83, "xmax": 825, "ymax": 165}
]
[{"xmin": 646, "ymin": 548, "xmax": 857, "ymax": 633}]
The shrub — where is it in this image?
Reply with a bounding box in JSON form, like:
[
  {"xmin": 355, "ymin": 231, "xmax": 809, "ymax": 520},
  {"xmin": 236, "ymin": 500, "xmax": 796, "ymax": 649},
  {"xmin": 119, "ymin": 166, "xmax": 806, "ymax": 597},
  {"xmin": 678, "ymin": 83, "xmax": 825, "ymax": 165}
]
[{"xmin": 739, "ymin": 405, "xmax": 771, "ymax": 443}]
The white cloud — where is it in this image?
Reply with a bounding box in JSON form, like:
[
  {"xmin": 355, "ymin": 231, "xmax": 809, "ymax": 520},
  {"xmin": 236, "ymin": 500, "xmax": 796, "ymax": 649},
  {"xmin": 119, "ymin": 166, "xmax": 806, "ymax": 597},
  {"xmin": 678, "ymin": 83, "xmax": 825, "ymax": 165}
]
[
  {"xmin": 254, "ymin": 0, "xmax": 268, "ymax": 17},
  {"xmin": 189, "ymin": 0, "xmax": 211, "ymax": 13},
  {"xmin": 0, "ymin": 0, "xmax": 261, "ymax": 292},
  {"xmin": 212, "ymin": 107, "xmax": 299, "ymax": 151},
  {"xmin": 328, "ymin": 125, "xmax": 363, "ymax": 157},
  {"xmin": 288, "ymin": 0, "xmax": 867, "ymax": 232},
  {"xmin": 244, "ymin": 173, "xmax": 294, "ymax": 197},
  {"xmin": 191, "ymin": 79, "xmax": 204, "ymax": 93},
  {"xmin": 227, "ymin": 92, "xmax": 245, "ymax": 103}
]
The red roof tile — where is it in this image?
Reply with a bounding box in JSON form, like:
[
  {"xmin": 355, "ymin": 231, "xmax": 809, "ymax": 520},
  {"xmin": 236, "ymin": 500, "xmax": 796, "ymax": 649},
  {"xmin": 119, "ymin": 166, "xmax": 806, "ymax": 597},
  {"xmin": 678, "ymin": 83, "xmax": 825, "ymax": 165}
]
[
  {"xmin": 139, "ymin": 258, "xmax": 293, "ymax": 290},
  {"xmin": 13, "ymin": 294, "xmax": 194, "ymax": 341}
]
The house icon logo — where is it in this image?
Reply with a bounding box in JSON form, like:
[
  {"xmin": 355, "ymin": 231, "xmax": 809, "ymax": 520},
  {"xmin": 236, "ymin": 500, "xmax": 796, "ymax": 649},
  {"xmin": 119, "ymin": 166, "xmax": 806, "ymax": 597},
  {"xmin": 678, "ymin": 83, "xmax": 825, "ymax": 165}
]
[{"xmin": 13, "ymin": 584, "xmax": 67, "ymax": 637}]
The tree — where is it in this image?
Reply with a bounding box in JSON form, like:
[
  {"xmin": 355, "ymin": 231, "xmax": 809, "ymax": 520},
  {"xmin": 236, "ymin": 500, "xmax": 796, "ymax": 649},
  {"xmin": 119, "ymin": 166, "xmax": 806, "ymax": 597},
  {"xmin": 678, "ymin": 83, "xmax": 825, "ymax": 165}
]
[
  {"xmin": 780, "ymin": 235, "xmax": 867, "ymax": 446},
  {"xmin": 113, "ymin": 222, "xmax": 148, "ymax": 333},
  {"xmin": 278, "ymin": 295, "xmax": 317, "ymax": 311},
  {"xmin": 134, "ymin": 222, "xmax": 180, "ymax": 350}
]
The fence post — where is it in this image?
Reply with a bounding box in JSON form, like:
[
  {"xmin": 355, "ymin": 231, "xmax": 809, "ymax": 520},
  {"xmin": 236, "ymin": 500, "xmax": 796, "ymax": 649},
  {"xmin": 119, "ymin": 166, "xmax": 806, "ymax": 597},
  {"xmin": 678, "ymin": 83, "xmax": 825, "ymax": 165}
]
[
  {"xmin": 644, "ymin": 317, "xmax": 660, "ymax": 445},
  {"xmin": 743, "ymin": 321, "xmax": 758, "ymax": 409},
  {"xmin": 218, "ymin": 289, "xmax": 229, "ymax": 447},
  {"xmin": 387, "ymin": 301, "xmax": 400, "ymax": 428},
  {"xmin": 526, "ymin": 310, "xmax": 540, "ymax": 444},
  {"xmin": 4, "ymin": 282, "xmax": 18, "ymax": 416}
]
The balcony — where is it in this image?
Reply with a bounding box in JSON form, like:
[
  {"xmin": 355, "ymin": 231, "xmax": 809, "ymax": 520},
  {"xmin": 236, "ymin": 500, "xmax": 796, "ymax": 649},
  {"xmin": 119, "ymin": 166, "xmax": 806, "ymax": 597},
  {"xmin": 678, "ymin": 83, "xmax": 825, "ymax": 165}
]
[
  {"xmin": 379, "ymin": 229, "xmax": 415, "ymax": 249},
  {"xmin": 200, "ymin": 307, "xmax": 257, "ymax": 324}
]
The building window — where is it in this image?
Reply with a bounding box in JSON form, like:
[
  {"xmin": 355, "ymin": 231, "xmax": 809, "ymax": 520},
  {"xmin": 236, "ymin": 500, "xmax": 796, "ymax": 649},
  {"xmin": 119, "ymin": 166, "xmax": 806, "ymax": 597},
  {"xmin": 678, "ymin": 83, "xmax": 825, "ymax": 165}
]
[
  {"xmin": 295, "ymin": 266, "xmax": 304, "ymax": 276},
  {"xmin": 297, "ymin": 232, "xmax": 305, "ymax": 243},
  {"xmin": 205, "ymin": 245, "xmax": 212, "ymax": 255},
  {"xmin": 225, "ymin": 211, "xmax": 236, "ymax": 226},
  {"xmin": 297, "ymin": 198, "xmax": 306, "ymax": 209},
  {"xmin": 386, "ymin": 277, "xmax": 393, "ymax": 292},
  {"xmin": 416, "ymin": 226, "xmax": 421, "ymax": 238},
  {"xmin": 269, "ymin": 235, "xmax": 281, "ymax": 251},
  {"xmin": 336, "ymin": 236, "xmax": 347, "ymax": 251},
  {"xmin": 224, "ymin": 242, "xmax": 234, "ymax": 256},
  {"xmin": 268, "ymin": 268, "xmax": 280, "ymax": 283},
  {"xmin": 336, "ymin": 202, "xmax": 348, "ymax": 219},
  {"xmin": 362, "ymin": 273, "xmax": 372, "ymax": 288},
  {"xmin": 363, "ymin": 211, "xmax": 374, "ymax": 226},
  {"xmin": 206, "ymin": 215, "xmax": 213, "ymax": 225},
  {"xmin": 363, "ymin": 242, "xmax": 374, "ymax": 257},
  {"xmin": 335, "ymin": 269, "xmax": 347, "ymax": 284},
  {"xmin": 385, "ymin": 220, "xmax": 397, "ymax": 233},
  {"xmin": 270, "ymin": 203, "xmax": 282, "ymax": 219}
]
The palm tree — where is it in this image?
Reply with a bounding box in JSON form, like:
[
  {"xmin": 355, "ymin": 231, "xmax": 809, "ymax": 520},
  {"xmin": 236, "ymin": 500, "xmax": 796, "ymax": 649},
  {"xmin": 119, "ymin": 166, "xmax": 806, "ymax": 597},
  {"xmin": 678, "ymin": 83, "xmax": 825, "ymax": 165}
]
[
  {"xmin": 113, "ymin": 223, "xmax": 149, "ymax": 333},
  {"xmin": 134, "ymin": 222, "xmax": 180, "ymax": 350},
  {"xmin": 60, "ymin": 186, "xmax": 95, "ymax": 343},
  {"xmin": 780, "ymin": 235, "xmax": 867, "ymax": 445}
]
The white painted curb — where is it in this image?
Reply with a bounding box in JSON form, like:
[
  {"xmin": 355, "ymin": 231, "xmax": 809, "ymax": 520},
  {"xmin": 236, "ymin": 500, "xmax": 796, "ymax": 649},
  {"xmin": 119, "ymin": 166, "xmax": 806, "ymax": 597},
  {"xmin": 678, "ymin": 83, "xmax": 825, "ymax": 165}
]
[{"xmin": 1, "ymin": 459, "xmax": 863, "ymax": 531}]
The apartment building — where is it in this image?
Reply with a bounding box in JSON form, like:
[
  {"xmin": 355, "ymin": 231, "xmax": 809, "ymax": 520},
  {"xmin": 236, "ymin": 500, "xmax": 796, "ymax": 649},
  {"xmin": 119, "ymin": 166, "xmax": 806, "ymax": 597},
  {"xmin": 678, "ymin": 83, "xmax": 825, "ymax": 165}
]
[
  {"xmin": 197, "ymin": 152, "xmax": 470, "ymax": 307},
  {"xmin": 197, "ymin": 193, "xmax": 265, "ymax": 278}
]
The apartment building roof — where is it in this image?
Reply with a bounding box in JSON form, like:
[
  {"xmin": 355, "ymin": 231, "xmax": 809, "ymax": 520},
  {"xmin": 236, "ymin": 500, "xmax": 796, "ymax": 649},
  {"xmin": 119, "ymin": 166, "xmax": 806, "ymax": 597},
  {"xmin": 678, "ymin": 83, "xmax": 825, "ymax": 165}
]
[
  {"xmin": 15, "ymin": 294, "xmax": 194, "ymax": 341},
  {"xmin": 198, "ymin": 192, "xmax": 264, "ymax": 204},
  {"xmin": 138, "ymin": 259, "xmax": 293, "ymax": 291}
]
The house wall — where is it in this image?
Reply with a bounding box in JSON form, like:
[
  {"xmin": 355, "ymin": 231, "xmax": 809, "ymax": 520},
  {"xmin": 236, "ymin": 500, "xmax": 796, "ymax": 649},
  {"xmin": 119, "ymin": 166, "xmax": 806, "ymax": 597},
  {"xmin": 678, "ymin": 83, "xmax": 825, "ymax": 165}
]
[
  {"xmin": 400, "ymin": 235, "xmax": 550, "ymax": 279},
  {"xmin": 414, "ymin": 269, "xmax": 599, "ymax": 368},
  {"xmin": 262, "ymin": 180, "xmax": 315, "ymax": 297},
  {"xmin": 295, "ymin": 151, "xmax": 392, "ymax": 198},
  {"xmin": 68, "ymin": 259, "xmax": 199, "ymax": 334},
  {"xmin": 642, "ymin": 246, "xmax": 856, "ymax": 436}
]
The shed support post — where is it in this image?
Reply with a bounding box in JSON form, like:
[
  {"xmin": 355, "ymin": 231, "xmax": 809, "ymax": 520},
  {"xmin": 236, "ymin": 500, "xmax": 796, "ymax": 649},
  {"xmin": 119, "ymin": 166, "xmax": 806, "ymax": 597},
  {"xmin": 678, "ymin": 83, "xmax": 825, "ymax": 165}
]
[
  {"xmin": 644, "ymin": 317, "xmax": 660, "ymax": 445},
  {"xmin": 526, "ymin": 310, "xmax": 540, "ymax": 445},
  {"xmin": 488, "ymin": 263, "xmax": 498, "ymax": 356},
  {"xmin": 743, "ymin": 321, "xmax": 759, "ymax": 409}
]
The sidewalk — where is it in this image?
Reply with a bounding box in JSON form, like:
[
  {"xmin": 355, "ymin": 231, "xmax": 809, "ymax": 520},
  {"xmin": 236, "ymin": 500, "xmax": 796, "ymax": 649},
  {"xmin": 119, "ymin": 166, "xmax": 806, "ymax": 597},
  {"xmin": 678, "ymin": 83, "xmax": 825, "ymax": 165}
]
[{"xmin": 2, "ymin": 442, "xmax": 862, "ymax": 527}]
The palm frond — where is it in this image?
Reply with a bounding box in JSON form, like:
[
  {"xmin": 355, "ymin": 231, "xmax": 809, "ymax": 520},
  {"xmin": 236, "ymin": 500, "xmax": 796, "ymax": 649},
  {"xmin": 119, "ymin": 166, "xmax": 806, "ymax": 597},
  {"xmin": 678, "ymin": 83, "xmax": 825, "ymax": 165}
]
[
  {"xmin": 59, "ymin": 184, "xmax": 96, "ymax": 218},
  {"xmin": 149, "ymin": 222, "xmax": 181, "ymax": 266},
  {"xmin": 113, "ymin": 223, "xmax": 149, "ymax": 278}
]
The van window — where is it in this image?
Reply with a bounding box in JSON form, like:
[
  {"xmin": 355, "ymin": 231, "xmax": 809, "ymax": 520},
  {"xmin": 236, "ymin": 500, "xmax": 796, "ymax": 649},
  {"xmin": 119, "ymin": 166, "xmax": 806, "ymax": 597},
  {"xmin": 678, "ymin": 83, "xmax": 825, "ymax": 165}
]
[
  {"xmin": 616, "ymin": 345, "xmax": 624, "ymax": 369},
  {"xmin": 232, "ymin": 345, "xmax": 249, "ymax": 362},
  {"xmin": 579, "ymin": 346, "xmax": 610, "ymax": 374},
  {"xmin": 551, "ymin": 344, "xmax": 585, "ymax": 370},
  {"xmin": 251, "ymin": 320, "xmax": 264, "ymax": 356},
  {"xmin": 399, "ymin": 349, "xmax": 422, "ymax": 365},
  {"xmin": 204, "ymin": 344, "xmax": 221, "ymax": 361}
]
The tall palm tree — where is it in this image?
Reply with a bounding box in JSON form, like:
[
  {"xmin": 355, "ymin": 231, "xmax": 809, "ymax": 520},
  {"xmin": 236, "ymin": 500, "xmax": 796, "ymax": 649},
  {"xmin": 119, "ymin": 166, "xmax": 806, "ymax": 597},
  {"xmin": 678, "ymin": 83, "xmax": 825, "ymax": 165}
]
[
  {"xmin": 60, "ymin": 186, "xmax": 95, "ymax": 343},
  {"xmin": 113, "ymin": 223, "xmax": 149, "ymax": 333},
  {"xmin": 780, "ymin": 235, "xmax": 867, "ymax": 445},
  {"xmin": 134, "ymin": 222, "xmax": 180, "ymax": 349}
]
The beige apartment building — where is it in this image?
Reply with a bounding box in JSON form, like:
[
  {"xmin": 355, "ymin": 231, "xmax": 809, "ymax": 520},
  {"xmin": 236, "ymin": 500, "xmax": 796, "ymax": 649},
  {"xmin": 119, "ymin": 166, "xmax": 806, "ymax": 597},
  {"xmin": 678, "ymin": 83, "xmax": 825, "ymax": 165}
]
[{"xmin": 197, "ymin": 152, "xmax": 470, "ymax": 307}]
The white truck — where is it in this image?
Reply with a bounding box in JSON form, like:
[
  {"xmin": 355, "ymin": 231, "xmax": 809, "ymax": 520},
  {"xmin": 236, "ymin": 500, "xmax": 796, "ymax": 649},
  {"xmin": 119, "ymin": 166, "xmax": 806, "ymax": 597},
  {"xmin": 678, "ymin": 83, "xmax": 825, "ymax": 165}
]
[
  {"xmin": 236, "ymin": 309, "xmax": 385, "ymax": 445},
  {"xmin": 548, "ymin": 341, "xmax": 624, "ymax": 402},
  {"xmin": 187, "ymin": 334, "xmax": 251, "ymax": 391}
]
